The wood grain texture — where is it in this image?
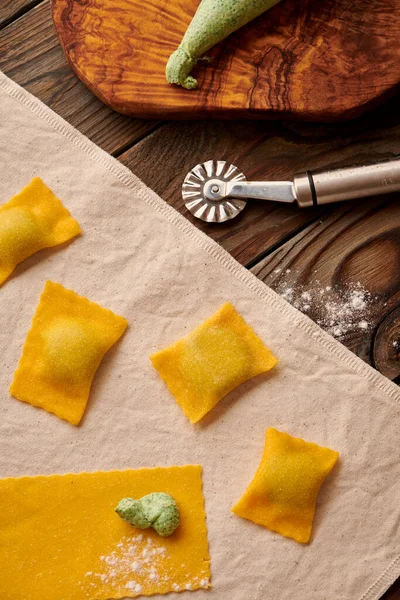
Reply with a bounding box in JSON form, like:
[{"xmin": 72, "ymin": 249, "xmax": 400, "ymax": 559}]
[
  {"xmin": 120, "ymin": 93, "xmax": 400, "ymax": 265},
  {"xmin": 51, "ymin": 0, "xmax": 400, "ymax": 121},
  {"xmin": 250, "ymin": 198, "xmax": 400, "ymax": 378},
  {"xmin": 0, "ymin": 0, "xmax": 159, "ymax": 154},
  {"xmin": 0, "ymin": 0, "xmax": 41, "ymax": 29},
  {"xmin": 373, "ymin": 307, "xmax": 400, "ymax": 380}
]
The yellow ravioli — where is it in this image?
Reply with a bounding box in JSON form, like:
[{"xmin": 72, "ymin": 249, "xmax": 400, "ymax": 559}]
[
  {"xmin": 150, "ymin": 302, "xmax": 277, "ymax": 424},
  {"xmin": 232, "ymin": 428, "xmax": 339, "ymax": 543},
  {"xmin": 0, "ymin": 465, "xmax": 211, "ymax": 600},
  {"xmin": 0, "ymin": 177, "xmax": 81, "ymax": 285},
  {"xmin": 10, "ymin": 281, "xmax": 128, "ymax": 425}
]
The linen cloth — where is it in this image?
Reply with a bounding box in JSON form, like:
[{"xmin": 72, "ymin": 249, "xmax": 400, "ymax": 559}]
[{"xmin": 0, "ymin": 71, "xmax": 399, "ymax": 600}]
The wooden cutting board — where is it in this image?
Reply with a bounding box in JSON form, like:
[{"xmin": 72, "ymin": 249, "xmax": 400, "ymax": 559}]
[{"xmin": 51, "ymin": 0, "xmax": 400, "ymax": 121}]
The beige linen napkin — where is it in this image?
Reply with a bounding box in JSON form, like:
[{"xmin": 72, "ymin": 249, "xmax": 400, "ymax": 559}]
[{"xmin": 0, "ymin": 71, "xmax": 399, "ymax": 600}]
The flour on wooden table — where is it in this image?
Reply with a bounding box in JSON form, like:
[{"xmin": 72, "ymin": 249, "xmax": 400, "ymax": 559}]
[{"xmin": 276, "ymin": 279, "xmax": 375, "ymax": 339}]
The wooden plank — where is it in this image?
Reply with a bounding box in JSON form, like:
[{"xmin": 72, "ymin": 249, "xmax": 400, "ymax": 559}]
[
  {"xmin": 250, "ymin": 197, "xmax": 400, "ymax": 379},
  {"xmin": 382, "ymin": 578, "xmax": 400, "ymax": 600},
  {"xmin": 0, "ymin": 0, "xmax": 160, "ymax": 154},
  {"xmin": 0, "ymin": 0, "xmax": 40, "ymax": 29},
  {"xmin": 120, "ymin": 94, "xmax": 400, "ymax": 265}
]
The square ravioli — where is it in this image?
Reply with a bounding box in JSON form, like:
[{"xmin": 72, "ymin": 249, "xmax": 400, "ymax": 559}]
[
  {"xmin": 232, "ymin": 428, "xmax": 339, "ymax": 543},
  {"xmin": 0, "ymin": 177, "xmax": 81, "ymax": 285},
  {"xmin": 0, "ymin": 465, "xmax": 211, "ymax": 600},
  {"xmin": 10, "ymin": 281, "xmax": 128, "ymax": 425},
  {"xmin": 150, "ymin": 302, "xmax": 277, "ymax": 423}
]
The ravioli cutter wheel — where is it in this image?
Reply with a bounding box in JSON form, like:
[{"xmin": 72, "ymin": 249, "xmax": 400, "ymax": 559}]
[{"xmin": 182, "ymin": 158, "xmax": 400, "ymax": 223}]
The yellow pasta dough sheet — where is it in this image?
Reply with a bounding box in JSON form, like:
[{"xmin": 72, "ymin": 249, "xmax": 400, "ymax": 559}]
[
  {"xmin": 10, "ymin": 281, "xmax": 128, "ymax": 425},
  {"xmin": 0, "ymin": 465, "xmax": 211, "ymax": 600},
  {"xmin": 0, "ymin": 177, "xmax": 81, "ymax": 285},
  {"xmin": 232, "ymin": 428, "xmax": 339, "ymax": 543},
  {"xmin": 150, "ymin": 302, "xmax": 277, "ymax": 423}
]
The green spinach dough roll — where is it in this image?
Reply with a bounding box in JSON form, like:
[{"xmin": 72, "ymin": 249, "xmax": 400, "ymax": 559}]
[{"xmin": 166, "ymin": 0, "xmax": 282, "ymax": 89}]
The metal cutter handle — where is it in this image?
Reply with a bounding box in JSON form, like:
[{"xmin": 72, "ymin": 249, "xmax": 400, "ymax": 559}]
[
  {"xmin": 294, "ymin": 157, "xmax": 400, "ymax": 207},
  {"xmin": 183, "ymin": 157, "xmax": 400, "ymax": 224}
]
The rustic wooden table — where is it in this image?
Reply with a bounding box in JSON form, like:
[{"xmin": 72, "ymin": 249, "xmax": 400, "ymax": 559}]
[{"xmin": 1, "ymin": 1, "xmax": 399, "ymax": 598}]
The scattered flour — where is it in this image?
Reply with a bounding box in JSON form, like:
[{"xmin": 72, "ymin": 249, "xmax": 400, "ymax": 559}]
[
  {"xmin": 131, "ymin": 561, "xmax": 140, "ymax": 573},
  {"xmin": 83, "ymin": 534, "xmax": 207, "ymax": 597},
  {"xmin": 126, "ymin": 582, "xmax": 142, "ymax": 593},
  {"xmin": 86, "ymin": 535, "xmax": 170, "ymax": 592},
  {"xmin": 276, "ymin": 278, "xmax": 375, "ymax": 339}
]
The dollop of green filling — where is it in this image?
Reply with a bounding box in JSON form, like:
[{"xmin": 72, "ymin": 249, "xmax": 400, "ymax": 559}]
[{"xmin": 115, "ymin": 492, "xmax": 180, "ymax": 537}]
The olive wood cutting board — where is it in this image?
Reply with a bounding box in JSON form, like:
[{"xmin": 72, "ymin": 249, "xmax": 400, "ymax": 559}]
[{"xmin": 51, "ymin": 0, "xmax": 400, "ymax": 121}]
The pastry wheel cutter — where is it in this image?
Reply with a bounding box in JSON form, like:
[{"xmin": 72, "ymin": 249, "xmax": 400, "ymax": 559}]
[{"xmin": 182, "ymin": 157, "xmax": 400, "ymax": 223}]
